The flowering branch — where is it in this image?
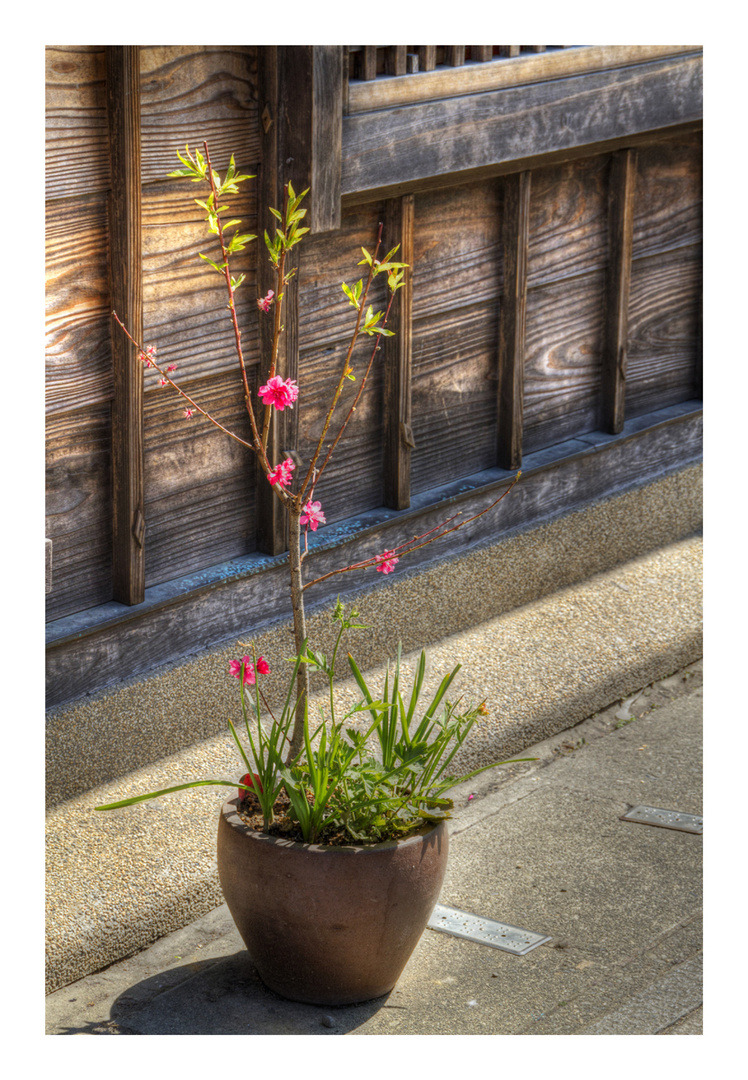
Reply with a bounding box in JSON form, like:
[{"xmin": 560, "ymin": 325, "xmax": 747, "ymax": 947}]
[
  {"xmin": 302, "ymin": 471, "xmax": 522, "ymax": 591},
  {"xmin": 111, "ymin": 313, "xmax": 255, "ymax": 451}
]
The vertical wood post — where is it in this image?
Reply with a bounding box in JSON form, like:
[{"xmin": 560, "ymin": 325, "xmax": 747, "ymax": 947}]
[
  {"xmin": 497, "ymin": 171, "xmax": 530, "ymax": 470},
  {"xmin": 383, "ymin": 194, "xmax": 415, "ymax": 510},
  {"xmin": 106, "ymin": 45, "xmax": 145, "ymax": 605},
  {"xmin": 603, "ymin": 148, "xmax": 637, "ymax": 434},
  {"xmin": 256, "ymin": 46, "xmax": 345, "ymax": 555}
]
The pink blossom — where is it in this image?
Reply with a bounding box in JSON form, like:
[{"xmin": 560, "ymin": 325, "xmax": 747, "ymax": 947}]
[
  {"xmin": 256, "ymin": 656, "xmax": 270, "ymax": 675},
  {"xmin": 229, "ymin": 656, "xmax": 256, "ymax": 685},
  {"xmin": 183, "ymin": 408, "xmax": 195, "ymax": 419},
  {"xmin": 159, "ymin": 378, "xmax": 169, "ymax": 387},
  {"xmin": 300, "ymin": 500, "xmax": 326, "ymax": 531},
  {"xmin": 267, "ymin": 457, "xmax": 296, "ymax": 488},
  {"xmin": 257, "ymin": 289, "xmax": 275, "ymax": 313},
  {"xmin": 375, "ymin": 550, "xmax": 400, "ymax": 574},
  {"xmin": 258, "ymin": 375, "xmax": 299, "ymax": 411},
  {"xmin": 166, "ymin": 364, "xmax": 177, "ymax": 373},
  {"xmin": 138, "ymin": 346, "xmax": 156, "ymax": 367}
]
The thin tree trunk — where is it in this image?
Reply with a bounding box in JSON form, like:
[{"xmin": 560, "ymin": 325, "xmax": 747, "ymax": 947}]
[{"xmin": 286, "ymin": 508, "xmax": 309, "ymax": 761}]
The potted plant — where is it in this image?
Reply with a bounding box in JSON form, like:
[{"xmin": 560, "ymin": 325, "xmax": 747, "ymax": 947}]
[{"xmin": 95, "ymin": 145, "xmax": 529, "ymax": 1005}]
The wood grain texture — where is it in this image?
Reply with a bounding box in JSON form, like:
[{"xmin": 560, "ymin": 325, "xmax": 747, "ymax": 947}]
[
  {"xmin": 342, "ymin": 54, "xmax": 702, "ymax": 197},
  {"xmin": 526, "ymin": 154, "xmax": 609, "ymax": 287},
  {"xmin": 139, "ymin": 47, "xmax": 259, "ymax": 186},
  {"xmin": 107, "ymin": 45, "xmax": 145, "ymax": 605},
  {"xmin": 523, "ymin": 271, "xmax": 606, "ymax": 454},
  {"xmin": 141, "ymin": 182, "xmax": 259, "ymax": 384},
  {"xmin": 383, "ymin": 195, "xmax": 414, "ymax": 509},
  {"xmin": 626, "ymin": 245, "xmax": 700, "ymax": 419},
  {"xmin": 46, "ymin": 46, "xmax": 110, "ymax": 200},
  {"xmin": 497, "ymin": 172, "xmax": 530, "ymax": 470},
  {"xmin": 45, "ymin": 193, "xmax": 113, "ymax": 413},
  {"xmin": 602, "ymin": 149, "xmax": 638, "ymax": 434},
  {"xmin": 45, "ymin": 405, "xmax": 113, "ymax": 621},
  {"xmin": 143, "ymin": 370, "xmax": 256, "ymax": 587},
  {"xmin": 296, "ymin": 338, "xmax": 385, "ymax": 523},
  {"xmin": 631, "ymin": 133, "xmax": 702, "ymax": 259},
  {"xmin": 411, "ymin": 182, "xmax": 502, "ymax": 319},
  {"xmin": 410, "ymin": 304, "xmax": 499, "ymax": 495}
]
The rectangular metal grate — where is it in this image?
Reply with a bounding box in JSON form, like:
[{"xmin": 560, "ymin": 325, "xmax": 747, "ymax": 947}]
[
  {"xmin": 620, "ymin": 805, "xmax": 703, "ymax": 833},
  {"xmin": 428, "ymin": 903, "xmax": 551, "ymax": 955}
]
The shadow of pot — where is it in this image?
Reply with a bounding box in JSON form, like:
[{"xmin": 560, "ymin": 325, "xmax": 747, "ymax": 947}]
[{"xmin": 217, "ymin": 798, "xmax": 449, "ymax": 1006}]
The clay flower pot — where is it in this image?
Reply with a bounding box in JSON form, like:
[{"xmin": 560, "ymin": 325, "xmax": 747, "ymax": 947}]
[{"xmin": 217, "ymin": 797, "xmax": 449, "ymax": 1005}]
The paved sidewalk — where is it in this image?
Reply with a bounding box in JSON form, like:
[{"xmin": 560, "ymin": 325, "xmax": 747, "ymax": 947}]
[{"xmin": 46, "ymin": 662, "xmax": 702, "ymax": 1036}]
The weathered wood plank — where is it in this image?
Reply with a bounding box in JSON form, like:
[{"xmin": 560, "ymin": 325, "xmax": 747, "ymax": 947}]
[
  {"xmin": 498, "ymin": 171, "xmax": 530, "ymax": 470},
  {"xmin": 45, "ymin": 193, "xmax": 113, "ymax": 413},
  {"xmin": 383, "ymin": 195, "xmax": 414, "ymax": 509},
  {"xmin": 139, "ymin": 47, "xmax": 259, "ymax": 187},
  {"xmin": 347, "ymin": 47, "xmax": 701, "ymax": 114},
  {"xmin": 632, "ymin": 133, "xmax": 702, "ymax": 258},
  {"xmin": 107, "ymin": 45, "xmax": 145, "ymax": 606},
  {"xmin": 471, "ymin": 47, "xmax": 494, "ymax": 62},
  {"xmin": 45, "ymin": 46, "xmax": 110, "ymax": 200},
  {"xmin": 342, "ymin": 53, "xmax": 702, "ymax": 198},
  {"xmin": 526, "ymin": 154, "xmax": 609, "ymax": 287},
  {"xmin": 141, "ymin": 182, "xmax": 258, "ymax": 385},
  {"xmin": 46, "ymin": 406, "xmax": 702, "ymax": 709},
  {"xmin": 296, "ymin": 337, "xmax": 385, "ymax": 522},
  {"xmin": 602, "ymin": 149, "xmax": 638, "ymax": 434},
  {"xmin": 411, "ymin": 182, "xmax": 502, "ymax": 319},
  {"xmin": 523, "ymin": 270, "xmax": 606, "ymax": 454},
  {"xmin": 411, "ymin": 304, "xmax": 499, "ymax": 495},
  {"xmin": 626, "ymin": 245, "xmax": 700, "ymax": 419},
  {"xmin": 143, "ymin": 370, "xmax": 256, "ymax": 587},
  {"xmin": 417, "ymin": 46, "xmax": 437, "ymax": 72},
  {"xmin": 385, "ymin": 47, "xmax": 407, "ymax": 76},
  {"xmin": 45, "ymin": 404, "xmax": 112, "ymax": 622}
]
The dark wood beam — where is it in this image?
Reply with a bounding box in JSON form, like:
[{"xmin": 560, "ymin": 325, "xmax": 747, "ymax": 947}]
[
  {"xmin": 497, "ymin": 171, "xmax": 530, "ymax": 470},
  {"xmin": 341, "ymin": 53, "xmax": 702, "ymax": 199},
  {"xmin": 106, "ymin": 45, "xmax": 144, "ymax": 605},
  {"xmin": 603, "ymin": 149, "xmax": 638, "ymax": 433},
  {"xmin": 383, "ymin": 194, "xmax": 415, "ymax": 509}
]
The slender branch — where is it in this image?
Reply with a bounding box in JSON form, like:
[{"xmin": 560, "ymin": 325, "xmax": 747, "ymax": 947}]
[
  {"xmin": 302, "ymin": 472, "xmax": 522, "ymax": 591},
  {"xmin": 297, "ymin": 224, "xmax": 385, "ymax": 504},
  {"xmin": 314, "ymin": 285, "xmax": 397, "ymax": 490},
  {"xmin": 261, "ymin": 186, "xmax": 290, "ymax": 454},
  {"xmin": 111, "ymin": 312, "xmax": 256, "ymax": 452},
  {"xmin": 203, "ymin": 142, "xmax": 269, "ymax": 472}
]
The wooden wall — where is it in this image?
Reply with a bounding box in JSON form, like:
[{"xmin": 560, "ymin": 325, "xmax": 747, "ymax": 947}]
[
  {"xmin": 46, "ymin": 46, "xmax": 701, "ymax": 631},
  {"xmin": 46, "ymin": 46, "xmax": 259, "ymax": 619}
]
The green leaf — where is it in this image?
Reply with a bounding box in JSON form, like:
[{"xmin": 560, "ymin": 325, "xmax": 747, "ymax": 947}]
[
  {"xmin": 94, "ymin": 778, "xmax": 243, "ymax": 811},
  {"xmin": 198, "ymin": 253, "xmax": 226, "ymax": 274}
]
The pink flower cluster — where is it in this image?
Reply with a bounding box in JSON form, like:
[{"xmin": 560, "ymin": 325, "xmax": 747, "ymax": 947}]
[
  {"xmin": 138, "ymin": 345, "xmax": 156, "ymax": 367},
  {"xmin": 300, "ymin": 500, "xmax": 326, "ymax": 531},
  {"xmin": 267, "ymin": 457, "xmax": 295, "ymax": 488},
  {"xmin": 257, "ymin": 290, "xmax": 275, "ymax": 313},
  {"xmin": 258, "ymin": 376, "xmax": 299, "ymax": 411},
  {"xmin": 229, "ymin": 655, "xmax": 270, "ymax": 685},
  {"xmin": 375, "ymin": 550, "xmax": 400, "ymax": 574}
]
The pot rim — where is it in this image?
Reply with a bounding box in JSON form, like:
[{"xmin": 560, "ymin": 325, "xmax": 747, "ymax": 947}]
[{"xmin": 220, "ymin": 797, "xmax": 447, "ymax": 854}]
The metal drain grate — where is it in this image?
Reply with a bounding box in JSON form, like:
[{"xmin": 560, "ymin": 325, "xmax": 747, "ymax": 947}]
[
  {"xmin": 620, "ymin": 805, "xmax": 703, "ymax": 833},
  {"xmin": 428, "ymin": 904, "xmax": 551, "ymax": 955}
]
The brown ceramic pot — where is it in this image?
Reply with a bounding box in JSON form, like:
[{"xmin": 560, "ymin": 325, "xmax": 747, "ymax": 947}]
[{"xmin": 217, "ymin": 798, "xmax": 449, "ymax": 1005}]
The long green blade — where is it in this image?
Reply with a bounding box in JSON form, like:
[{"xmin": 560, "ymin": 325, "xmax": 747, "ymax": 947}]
[{"xmin": 94, "ymin": 779, "xmax": 243, "ymax": 811}]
